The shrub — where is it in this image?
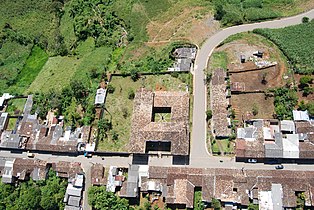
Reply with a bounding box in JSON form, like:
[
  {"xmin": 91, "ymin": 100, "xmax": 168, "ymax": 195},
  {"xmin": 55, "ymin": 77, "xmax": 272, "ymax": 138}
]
[
  {"xmin": 206, "ymin": 110, "xmax": 213, "ymax": 121},
  {"xmin": 300, "ymin": 75, "xmax": 313, "ymax": 86},
  {"xmin": 302, "ymin": 17, "xmax": 310, "ymax": 23},
  {"xmin": 252, "ymin": 104, "xmax": 259, "ymax": 116},
  {"xmin": 107, "ymin": 84, "xmax": 115, "ymax": 94},
  {"xmin": 128, "ymin": 89, "xmax": 135, "ymax": 100}
]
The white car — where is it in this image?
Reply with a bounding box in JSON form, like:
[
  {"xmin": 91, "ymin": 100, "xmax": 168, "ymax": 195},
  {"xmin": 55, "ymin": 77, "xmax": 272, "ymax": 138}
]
[{"xmin": 248, "ymin": 159, "xmax": 257, "ymax": 163}]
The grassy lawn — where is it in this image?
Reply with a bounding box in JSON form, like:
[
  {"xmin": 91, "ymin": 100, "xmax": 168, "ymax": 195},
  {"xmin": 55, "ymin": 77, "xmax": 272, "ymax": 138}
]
[
  {"xmin": 12, "ymin": 46, "xmax": 48, "ymax": 94},
  {"xmin": 28, "ymin": 40, "xmax": 112, "ymax": 93},
  {"xmin": 97, "ymin": 73, "xmax": 191, "ymax": 152},
  {"xmin": 211, "ymin": 139, "xmax": 234, "ymax": 155},
  {"xmin": 208, "ymin": 51, "xmax": 228, "ymax": 71},
  {"xmin": 6, "ymin": 98, "xmax": 27, "ymax": 115},
  {"xmin": 7, "ymin": 118, "xmax": 18, "ymax": 130},
  {"xmin": 27, "ymin": 56, "xmax": 80, "ymax": 93}
]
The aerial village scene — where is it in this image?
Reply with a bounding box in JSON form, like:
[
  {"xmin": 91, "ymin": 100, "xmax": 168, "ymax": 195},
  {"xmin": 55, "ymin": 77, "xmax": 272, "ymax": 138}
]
[{"xmin": 0, "ymin": 0, "xmax": 314, "ymax": 210}]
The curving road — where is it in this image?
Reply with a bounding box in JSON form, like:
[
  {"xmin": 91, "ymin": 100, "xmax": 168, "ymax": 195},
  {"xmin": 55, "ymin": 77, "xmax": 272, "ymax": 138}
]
[{"xmin": 190, "ymin": 9, "xmax": 314, "ymax": 164}]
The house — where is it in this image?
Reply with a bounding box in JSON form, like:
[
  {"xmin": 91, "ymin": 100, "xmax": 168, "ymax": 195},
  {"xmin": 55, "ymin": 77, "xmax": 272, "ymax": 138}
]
[
  {"xmin": 0, "ymin": 113, "xmax": 9, "ymax": 131},
  {"xmin": 259, "ymin": 184, "xmax": 283, "ymax": 210},
  {"xmin": 0, "ymin": 132, "xmax": 23, "ymax": 149},
  {"xmin": 141, "ymin": 166, "xmax": 314, "ymax": 209},
  {"xmin": 211, "ymin": 68, "xmax": 231, "ymax": 138},
  {"xmin": 1, "ymin": 158, "xmax": 15, "ymax": 183},
  {"xmin": 94, "ymin": 88, "xmax": 107, "ymax": 105},
  {"xmin": 129, "ymin": 89, "xmax": 190, "ymax": 156},
  {"xmin": 293, "ymin": 110, "xmax": 310, "ymax": 121},
  {"xmin": 173, "ymin": 47, "xmax": 197, "ymax": 59},
  {"xmin": 52, "ymin": 161, "xmax": 83, "ymax": 179},
  {"xmin": 169, "ymin": 47, "xmax": 197, "ymax": 72},
  {"xmin": 120, "ymin": 165, "xmax": 139, "ymax": 198},
  {"xmin": 280, "ymin": 120, "xmax": 295, "ymax": 134},
  {"xmin": 0, "ymin": 93, "xmax": 14, "ymax": 110},
  {"xmin": 12, "ymin": 158, "xmax": 48, "ymax": 181},
  {"xmin": 64, "ymin": 173, "xmax": 84, "ymax": 210},
  {"xmin": 91, "ymin": 163, "xmax": 107, "ymax": 186}
]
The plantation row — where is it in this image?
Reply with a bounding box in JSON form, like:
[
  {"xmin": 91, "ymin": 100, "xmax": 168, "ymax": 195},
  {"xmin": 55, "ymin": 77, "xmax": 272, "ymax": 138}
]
[{"xmin": 254, "ymin": 20, "xmax": 314, "ymax": 74}]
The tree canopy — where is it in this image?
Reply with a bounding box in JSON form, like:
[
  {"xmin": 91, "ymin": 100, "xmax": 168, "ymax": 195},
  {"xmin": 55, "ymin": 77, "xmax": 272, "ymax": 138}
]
[
  {"xmin": 88, "ymin": 186, "xmax": 129, "ymax": 210},
  {"xmin": 0, "ymin": 169, "xmax": 67, "ymax": 210}
]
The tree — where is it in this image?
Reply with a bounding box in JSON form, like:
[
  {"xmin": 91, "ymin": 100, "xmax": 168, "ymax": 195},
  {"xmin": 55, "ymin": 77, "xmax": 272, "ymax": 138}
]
[
  {"xmin": 252, "ymin": 104, "xmax": 259, "ymax": 116},
  {"xmin": 130, "ymin": 69, "xmax": 139, "ymax": 82},
  {"xmin": 88, "ymin": 186, "xmax": 129, "ymax": 210},
  {"xmin": 40, "ymin": 169, "xmax": 67, "ymax": 210},
  {"xmin": 302, "ymin": 16, "xmax": 310, "ymax": 23},
  {"xmin": 14, "ymin": 181, "xmax": 41, "ymax": 210},
  {"xmin": 98, "ymin": 119, "xmax": 112, "ymax": 140},
  {"xmin": 64, "ymin": 97, "xmax": 80, "ymax": 127},
  {"xmin": 112, "ymin": 131, "xmax": 119, "ymax": 141},
  {"xmin": 211, "ymin": 198, "xmax": 221, "ymax": 210},
  {"xmin": 194, "ymin": 191, "xmax": 204, "ymax": 210},
  {"xmin": 299, "ymin": 75, "xmax": 312, "ymax": 87},
  {"xmin": 107, "ymin": 84, "xmax": 115, "ymax": 94},
  {"xmin": 206, "ymin": 110, "xmax": 213, "ymax": 121},
  {"xmin": 128, "ymin": 89, "xmax": 135, "ymax": 100},
  {"xmin": 248, "ymin": 203, "xmax": 259, "ymax": 210},
  {"xmin": 303, "ymin": 87, "xmax": 314, "ymax": 96}
]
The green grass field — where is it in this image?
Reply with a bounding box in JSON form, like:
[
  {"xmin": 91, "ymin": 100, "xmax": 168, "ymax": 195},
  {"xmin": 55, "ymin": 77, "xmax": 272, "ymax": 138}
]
[
  {"xmin": 27, "ymin": 56, "xmax": 80, "ymax": 93},
  {"xmin": 12, "ymin": 46, "xmax": 48, "ymax": 94},
  {"xmin": 7, "ymin": 118, "xmax": 18, "ymax": 130},
  {"xmin": 28, "ymin": 38, "xmax": 112, "ymax": 93},
  {"xmin": 208, "ymin": 52, "xmax": 228, "ymax": 71},
  {"xmin": 97, "ymin": 73, "xmax": 191, "ymax": 152},
  {"xmin": 6, "ymin": 98, "xmax": 27, "ymax": 115}
]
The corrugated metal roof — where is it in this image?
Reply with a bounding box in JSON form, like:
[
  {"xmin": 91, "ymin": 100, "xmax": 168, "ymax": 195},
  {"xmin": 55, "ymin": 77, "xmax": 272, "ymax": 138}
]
[{"xmin": 293, "ymin": 110, "xmax": 310, "ymax": 121}]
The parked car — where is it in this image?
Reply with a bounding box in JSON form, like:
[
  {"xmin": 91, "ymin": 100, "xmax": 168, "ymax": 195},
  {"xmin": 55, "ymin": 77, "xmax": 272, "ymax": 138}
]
[
  {"xmin": 27, "ymin": 151, "xmax": 35, "ymax": 158},
  {"xmin": 275, "ymin": 165, "xmax": 284, "ymax": 169},
  {"xmin": 248, "ymin": 159, "xmax": 257, "ymax": 163}
]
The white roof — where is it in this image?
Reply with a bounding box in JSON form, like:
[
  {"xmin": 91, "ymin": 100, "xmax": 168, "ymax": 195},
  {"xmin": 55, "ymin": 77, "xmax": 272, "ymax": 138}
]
[
  {"xmin": 263, "ymin": 127, "xmax": 273, "ymax": 140},
  {"xmin": 94, "ymin": 88, "xmax": 106, "ymax": 105},
  {"xmin": 85, "ymin": 143, "xmax": 95, "ymax": 152},
  {"xmin": 271, "ymin": 184, "xmax": 283, "ymax": 210},
  {"xmin": 259, "ymin": 191, "xmax": 273, "ymax": 210},
  {"xmin": 282, "ymin": 134, "xmax": 299, "ymax": 158},
  {"xmin": 74, "ymin": 174, "xmax": 84, "ymax": 187},
  {"xmin": 280, "ymin": 120, "xmax": 295, "ymax": 133},
  {"xmin": 293, "ymin": 110, "xmax": 310, "ymax": 121},
  {"xmin": 0, "ymin": 93, "xmax": 14, "ymax": 107},
  {"xmin": 66, "ymin": 184, "xmax": 82, "ymax": 197}
]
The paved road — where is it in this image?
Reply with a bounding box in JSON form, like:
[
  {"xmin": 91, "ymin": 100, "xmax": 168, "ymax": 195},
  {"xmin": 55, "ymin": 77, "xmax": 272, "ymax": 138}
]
[{"xmin": 190, "ymin": 9, "xmax": 314, "ymax": 165}]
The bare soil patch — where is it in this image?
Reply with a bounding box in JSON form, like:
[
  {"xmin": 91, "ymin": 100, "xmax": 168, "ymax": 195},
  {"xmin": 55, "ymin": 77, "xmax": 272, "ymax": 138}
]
[
  {"xmin": 230, "ymin": 65, "xmax": 283, "ymax": 91},
  {"xmin": 146, "ymin": 7, "xmax": 219, "ymax": 46},
  {"xmin": 231, "ymin": 93, "xmax": 275, "ymax": 121}
]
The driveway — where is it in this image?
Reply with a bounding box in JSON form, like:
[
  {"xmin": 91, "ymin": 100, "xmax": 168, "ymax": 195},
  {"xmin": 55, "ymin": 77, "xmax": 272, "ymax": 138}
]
[{"xmin": 190, "ymin": 9, "xmax": 314, "ymax": 164}]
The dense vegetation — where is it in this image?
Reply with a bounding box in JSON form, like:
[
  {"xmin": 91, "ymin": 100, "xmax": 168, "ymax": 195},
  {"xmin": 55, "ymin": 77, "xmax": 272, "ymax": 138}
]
[
  {"xmin": 254, "ymin": 20, "xmax": 314, "ymax": 74},
  {"xmin": 299, "ymin": 101, "xmax": 314, "ymax": 116},
  {"xmin": 31, "ymin": 78, "xmax": 96, "ymax": 127},
  {"xmin": 212, "ymin": 0, "xmax": 297, "ymax": 26},
  {"xmin": 269, "ymin": 87, "xmax": 298, "ymax": 120},
  {"xmin": 0, "ymin": 170, "xmax": 67, "ymax": 210},
  {"xmin": 88, "ymin": 186, "xmax": 129, "ymax": 210}
]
